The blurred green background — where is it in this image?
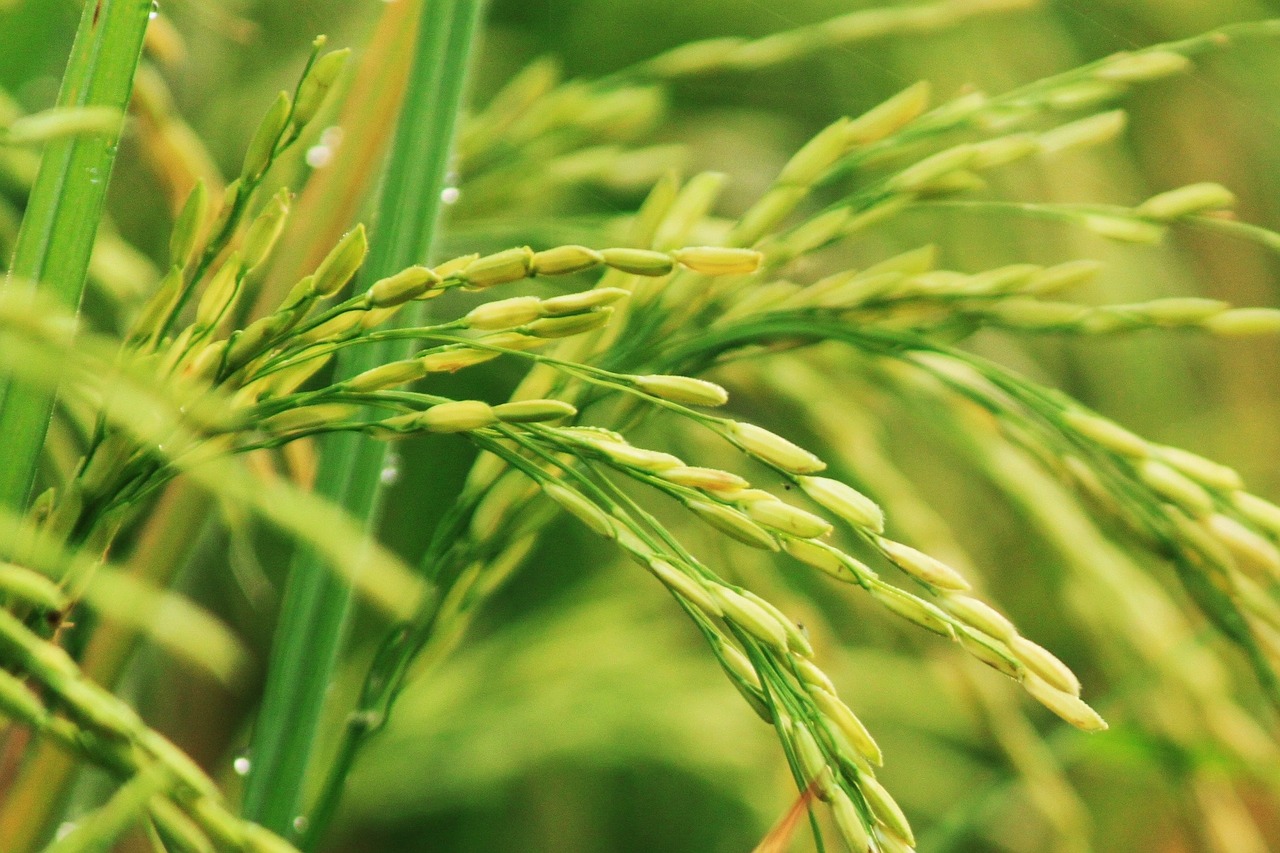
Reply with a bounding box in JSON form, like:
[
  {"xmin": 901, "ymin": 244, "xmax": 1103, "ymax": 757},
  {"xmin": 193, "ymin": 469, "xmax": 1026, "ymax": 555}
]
[{"xmin": 5, "ymin": 1, "xmax": 1280, "ymax": 851}]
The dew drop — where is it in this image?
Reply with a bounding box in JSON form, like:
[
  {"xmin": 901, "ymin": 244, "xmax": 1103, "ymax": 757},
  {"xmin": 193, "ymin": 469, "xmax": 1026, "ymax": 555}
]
[
  {"xmin": 292, "ymin": 815, "xmax": 310, "ymax": 834},
  {"xmin": 233, "ymin": 753, "xmax": 251, "ymax": 776},
  {"xmin": 379, "ymin": 451, "xmax": 402, "ymax": 486},
  {"xmin": 305, "ymin": 126, "xmax": 344, "ymax": 169},
  {"xmin": 440, "ymin": 186, "xmax": 460, "ymax": 205},
  {"xmin": 149, "ymin": 1, "xmax": 160, "ymax": 20},
  {"xmin": 305, "ymin": 145, "xmax": 333, "ymax": 169}
]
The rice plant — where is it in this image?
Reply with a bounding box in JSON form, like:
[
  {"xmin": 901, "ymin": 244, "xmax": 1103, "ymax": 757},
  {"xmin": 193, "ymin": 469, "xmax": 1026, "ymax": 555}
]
[{"xmin": 1, "ymin": 0, "xmax": 1279, "ymax": 850}]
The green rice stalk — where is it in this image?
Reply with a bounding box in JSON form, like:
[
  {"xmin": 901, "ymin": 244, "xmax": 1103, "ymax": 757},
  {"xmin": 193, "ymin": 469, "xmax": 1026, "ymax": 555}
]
[
  {"xmin": 0, "ymin": 0, "xmax": 152, "ymax": 513},
  {"xmin": 241, "ymin": 1, "xmax": 486, "ymax": 844}
]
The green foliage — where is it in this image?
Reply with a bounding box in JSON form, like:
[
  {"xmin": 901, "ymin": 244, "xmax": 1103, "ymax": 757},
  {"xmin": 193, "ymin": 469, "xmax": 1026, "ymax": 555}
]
[{"xmin": 1, "ymin": 1, "xmax": 1280, "ymax": 851}]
